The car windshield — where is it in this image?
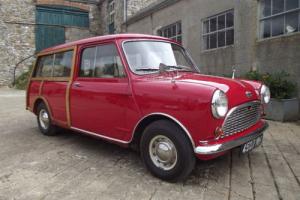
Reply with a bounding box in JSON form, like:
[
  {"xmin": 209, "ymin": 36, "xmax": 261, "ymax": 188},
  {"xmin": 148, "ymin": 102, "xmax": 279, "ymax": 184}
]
[{"xmin": 123, "ymin": 41, "xmax": 198, "ymax": 75}]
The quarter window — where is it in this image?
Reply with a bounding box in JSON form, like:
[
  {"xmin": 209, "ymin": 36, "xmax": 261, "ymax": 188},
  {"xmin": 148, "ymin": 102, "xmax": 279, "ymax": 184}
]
[
  {"xmin": 202, "ymin": 10, "xmax": 234, "ymax": 50},
  {"xmin": 80, "ymin": 44, "xmax": 125, "ymax": 78},
  {"xmin": 34, "ymin": 50, "xmax": 73, "ymax": 78},
  {"xmin": 260, "ymin": 0, "xmax": 300, "ymax": 39},
  {"xmin": 53, "ymin": 51, "xmax": 73, "ymax": 77},
  {"xmin": 36, "ymin": 55, "xmax": 54, "ymax": 77},
  {"xmin": 158, "ymin": 22, "xmax": 182, "ymax": 43}
]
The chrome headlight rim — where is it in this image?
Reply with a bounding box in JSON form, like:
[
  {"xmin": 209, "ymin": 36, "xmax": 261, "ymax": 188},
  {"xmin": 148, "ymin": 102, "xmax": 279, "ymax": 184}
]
[
  {"xmin": 260, "ymin": 85, "xmax": 271, "ymax": 104},
  {"xmin": 211, "ymin": 90, "xmax": 229, "ymax": 119}
]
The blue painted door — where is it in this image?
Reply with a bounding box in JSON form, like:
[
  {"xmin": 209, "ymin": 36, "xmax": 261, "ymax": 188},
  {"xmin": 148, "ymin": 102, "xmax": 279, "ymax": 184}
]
[{"xmin": 35, "ymin": 5, "xmax": 89, "ymax": 52}]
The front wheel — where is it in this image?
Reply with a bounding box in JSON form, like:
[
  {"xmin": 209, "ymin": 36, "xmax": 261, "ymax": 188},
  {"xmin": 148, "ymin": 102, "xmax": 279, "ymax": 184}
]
[
  {"xmin": 140, "ymin": 120, "xmax": 195, "ymax": 182},
  {"xmin": 37, "ymin": 103, "xmax": 58, "ymax": 136}
]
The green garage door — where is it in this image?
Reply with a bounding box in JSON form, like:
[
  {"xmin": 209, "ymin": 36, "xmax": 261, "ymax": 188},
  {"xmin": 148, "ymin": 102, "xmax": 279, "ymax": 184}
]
[{"xmin": 35, "ymin": 5, "xmax": 89, "ymax": 52}]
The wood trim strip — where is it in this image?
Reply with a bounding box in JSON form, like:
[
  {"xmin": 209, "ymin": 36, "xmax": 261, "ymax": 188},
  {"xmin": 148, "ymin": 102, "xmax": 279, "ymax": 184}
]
[
  {"xmin": 66, "ymin": 46, "xmax": 78, "ymax": 127},
  {"xmin": 26, "ymin": 59, "xmax": 37, "ymax": 109},
  {"xmin": 37, "ymin": 46, "xmax": 75, "ymax": 57},
  {"xmin": 31, "ymin": 77, "xmax": 69, "ymax": 81},
  {"xmin": 39, "ymin": 80, "xmax": 44, "ymax": 96}
]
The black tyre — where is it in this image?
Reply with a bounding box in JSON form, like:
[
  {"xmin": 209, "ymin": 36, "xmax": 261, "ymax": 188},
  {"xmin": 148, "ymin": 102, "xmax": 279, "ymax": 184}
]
[
  {"xmin": 140, "ymin": 120, "xmax": 195, "ymax": 182},
  {"xmin": 36, "ymin": 103, "xmax": 58, "ymax": 136}
]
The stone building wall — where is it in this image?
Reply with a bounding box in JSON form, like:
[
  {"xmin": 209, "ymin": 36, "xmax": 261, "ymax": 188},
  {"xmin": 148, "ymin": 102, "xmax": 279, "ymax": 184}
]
[
  {"xmin": 126, "ymin": 0, "xmax": 158, "ymax": 17},
  {"xmin": 0, "ymin": 0, "xmax": 36, "ymax": 86},
  {"xmin": 0, "ymin": 0, "xmax": 101, "ymax": 86},
  {"xmin": 99, "ymin": 0, "xmax": 159, "ymax": 34},
  {"xmin": 99, "ymin": 0, "xmax": 125, "ymax": 34}
]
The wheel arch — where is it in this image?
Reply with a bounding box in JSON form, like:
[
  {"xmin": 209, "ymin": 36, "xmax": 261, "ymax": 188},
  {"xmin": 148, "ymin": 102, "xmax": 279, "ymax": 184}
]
[
  {"xmin": 130, "ymin": 113, "xmax": 195, "ymax": 150},
  {"xmin": 32, "ymin": 97, "xmax": 53, "ymax": 118}
]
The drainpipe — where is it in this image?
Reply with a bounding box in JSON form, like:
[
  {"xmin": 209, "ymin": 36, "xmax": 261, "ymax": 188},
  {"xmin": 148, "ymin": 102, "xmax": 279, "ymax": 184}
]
[{"xmin": 123, "ymin": 0, "xmax": 127, "ymax": 32}]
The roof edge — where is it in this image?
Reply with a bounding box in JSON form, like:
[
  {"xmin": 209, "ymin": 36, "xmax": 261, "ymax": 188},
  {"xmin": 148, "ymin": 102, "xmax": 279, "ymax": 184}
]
[
  {"xmin": 125, "ymin": 0, "xmax": 181, "ymax": 26},
  {"xmin": 38, "ymin": 33, "xmax": 171, "ymax": 54}
]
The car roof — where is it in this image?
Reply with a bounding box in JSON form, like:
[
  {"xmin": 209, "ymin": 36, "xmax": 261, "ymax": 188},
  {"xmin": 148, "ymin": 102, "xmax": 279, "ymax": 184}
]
[{"xmin": 39, "ymin": 33, "xmax": 173, "ymax": 54}]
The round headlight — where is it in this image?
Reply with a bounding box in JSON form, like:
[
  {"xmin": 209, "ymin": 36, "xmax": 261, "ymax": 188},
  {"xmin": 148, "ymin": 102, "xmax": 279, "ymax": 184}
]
[
  {"xmin": 211, "ymin": 90, "xmax": 228, "ymax": 118},
  {"xmin": 260, "ymin": 85, "xmax": 271, "ymax": 104}
]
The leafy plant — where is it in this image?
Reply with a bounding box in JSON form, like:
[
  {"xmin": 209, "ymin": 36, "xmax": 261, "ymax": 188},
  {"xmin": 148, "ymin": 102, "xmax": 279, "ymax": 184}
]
[
  {"xmin": 14, "ymin": 65, "xmax": 33, "ymax": 90},
  {"xmin": 244, "ymin": 70, "xmax": 263, "ymax": 81},
  {"xmin": 244, "ymin": 70, "xmax": 297, "ymax": 99}
]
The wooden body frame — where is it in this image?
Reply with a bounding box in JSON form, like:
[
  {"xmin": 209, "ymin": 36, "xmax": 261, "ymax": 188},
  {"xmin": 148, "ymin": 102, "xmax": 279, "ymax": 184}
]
[{"xmin": 27, "ymin": 46, "xmax": 77, "ymax": 128}]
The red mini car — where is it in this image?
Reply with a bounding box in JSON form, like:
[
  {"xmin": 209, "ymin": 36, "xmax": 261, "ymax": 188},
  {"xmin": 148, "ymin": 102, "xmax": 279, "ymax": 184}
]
[{"xmin": 26, "ymin": 34, "xmax": 270, "ymax": 181}]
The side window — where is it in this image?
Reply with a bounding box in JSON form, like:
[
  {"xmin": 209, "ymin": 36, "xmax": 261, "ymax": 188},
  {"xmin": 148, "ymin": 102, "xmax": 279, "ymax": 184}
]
[
  {"xmin": 172, "ymin": 44, "xmax": 190, "ymax": 67},
  {"xmin": 53, "ymin": 51, "xmax": 73, "ymax": 77},
  {"xmin": 80, "ymin": 44, "xmax": 125, "ymax": 78},
  {"xmin": 80, "ymin": 47, "xmax": 96, "ymax": 77},
  {"xmin": 35, "ymin": 55, "xmax": 54, "ymax": 77}
]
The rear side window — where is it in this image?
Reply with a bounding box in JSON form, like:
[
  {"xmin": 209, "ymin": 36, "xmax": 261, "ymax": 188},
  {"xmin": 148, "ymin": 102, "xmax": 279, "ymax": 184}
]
[
  {"xmin": 35, "ymin": 55, "xmax": 53, "ymax": 77},
  {"xmin": 80, "ymin": 44, "xmax": 125, "ymax": 78},
  {"xmin": 53, "ymin": 51, "xmax": 73, "ymax": 77},
  {"xmin": 34, "ymin": 50, "xmax": 74, "ymax": 78}
]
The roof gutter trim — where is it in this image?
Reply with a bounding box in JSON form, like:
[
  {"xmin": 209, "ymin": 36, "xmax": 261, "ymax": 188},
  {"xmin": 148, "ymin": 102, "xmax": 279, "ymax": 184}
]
[{"xmin": 125, "ymin": 0, "xmax": 181, "ymax": 25}]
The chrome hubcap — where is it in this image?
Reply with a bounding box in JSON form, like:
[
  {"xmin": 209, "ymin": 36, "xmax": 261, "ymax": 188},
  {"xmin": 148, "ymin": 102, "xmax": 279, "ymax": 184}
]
[
  {"xmin": 39, "ymin": 109, "xmax": 49, "ymax": 130},
  {"xmin": 149, "ymin": 135, "xmax": 178, "ymax": 171}
]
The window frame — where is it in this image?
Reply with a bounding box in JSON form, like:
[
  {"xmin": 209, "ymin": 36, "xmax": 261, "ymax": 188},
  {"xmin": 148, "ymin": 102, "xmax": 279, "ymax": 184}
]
[
  {"xmin": 78, "ymin": 42, "xmax": 127, "ymax": 79},
  {"xmin": 259, "ymin": 0, "xmax": 300, "ymax": 39},
  {"xmin": 32, "ymin": 47, "xmax": 75, "ymax": 81},
  {"xmin": 201, "ymin": 9, "xmax": 235, "ymax": 51},
  {"xmin": 52, "ymin": 50, "xmax": 74, "ymax": 78},
  {"xmin": 108, "ymin": 0, "xmax": 115, "ymax": 34},
  {"xmin": 157, "ymin": 21, "xmax": 182, "ymax": 44}
]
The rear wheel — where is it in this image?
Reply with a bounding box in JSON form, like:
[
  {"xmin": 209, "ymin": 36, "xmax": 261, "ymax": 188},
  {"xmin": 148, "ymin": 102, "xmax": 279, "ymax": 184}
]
[
  {"xmin": 140, "ymin": 120, "xmax": 195, "ymax": 182},
  {"xmin": 37, "ymin": 103, "xmax": 58, "ymax": 136}
]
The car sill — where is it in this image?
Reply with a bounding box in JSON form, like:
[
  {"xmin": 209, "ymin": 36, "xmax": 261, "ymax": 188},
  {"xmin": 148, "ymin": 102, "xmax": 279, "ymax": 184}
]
[{"xmin": 71, "ymin": 127, "xmax": 129, "ymax": 144}]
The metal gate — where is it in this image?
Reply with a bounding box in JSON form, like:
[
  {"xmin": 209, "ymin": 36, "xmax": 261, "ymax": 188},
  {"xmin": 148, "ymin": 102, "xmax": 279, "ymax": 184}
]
[{"xmin": 35, "ymin": 5, "xmax": 89, "ymax": 52}]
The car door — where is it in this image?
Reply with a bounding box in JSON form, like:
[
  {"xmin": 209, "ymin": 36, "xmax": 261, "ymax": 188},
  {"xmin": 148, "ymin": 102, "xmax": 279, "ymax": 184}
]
[{"xmin": 70, "ymin": 43, "xmax": 133, "ymax": 141}]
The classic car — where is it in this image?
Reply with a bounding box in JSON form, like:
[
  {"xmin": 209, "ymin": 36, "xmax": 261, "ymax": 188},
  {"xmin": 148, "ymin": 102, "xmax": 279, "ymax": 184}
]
[{"xmin": 26, "ymin": 34, "xmax": 270, "ymax": 181}]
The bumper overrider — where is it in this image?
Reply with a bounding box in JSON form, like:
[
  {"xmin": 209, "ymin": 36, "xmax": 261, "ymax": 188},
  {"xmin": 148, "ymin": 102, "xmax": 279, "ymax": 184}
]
[{"xmin": 194, "ymin": 122, "xmax": 269, "ymax": 155}]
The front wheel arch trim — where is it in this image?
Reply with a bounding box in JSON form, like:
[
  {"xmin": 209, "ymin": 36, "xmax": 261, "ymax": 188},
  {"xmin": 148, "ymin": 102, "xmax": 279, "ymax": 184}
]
[{"xmin": 130, "ymin": 113, "xmax": 196, "ymax": 149}]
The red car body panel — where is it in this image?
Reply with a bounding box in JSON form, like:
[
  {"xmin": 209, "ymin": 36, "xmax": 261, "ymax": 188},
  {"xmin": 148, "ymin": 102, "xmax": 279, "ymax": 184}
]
[{"xmin": 26, "ymin": 34, "xmax": 267, "ymax": 160}]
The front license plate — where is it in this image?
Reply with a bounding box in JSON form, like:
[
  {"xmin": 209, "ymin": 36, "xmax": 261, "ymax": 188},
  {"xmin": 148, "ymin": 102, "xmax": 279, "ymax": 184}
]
[{"xmin": 241, "ymin": 136, "xmax": 263, "ymax": 154}]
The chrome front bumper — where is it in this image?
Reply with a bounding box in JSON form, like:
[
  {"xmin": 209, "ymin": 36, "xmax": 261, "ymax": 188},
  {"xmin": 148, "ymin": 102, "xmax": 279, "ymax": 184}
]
[{"xmin": 194, "ymin": 122, "xmax": 269, "ymax": 155}]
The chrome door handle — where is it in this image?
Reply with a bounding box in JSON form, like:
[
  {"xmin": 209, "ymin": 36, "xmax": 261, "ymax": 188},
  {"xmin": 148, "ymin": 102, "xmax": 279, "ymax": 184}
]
[{"xmin": 74, "ymin": 82, "xmax": 82, "ymax": 87}]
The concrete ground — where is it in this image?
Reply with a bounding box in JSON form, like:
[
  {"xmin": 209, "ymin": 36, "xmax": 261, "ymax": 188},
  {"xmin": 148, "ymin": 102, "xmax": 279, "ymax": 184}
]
[{"xmin": 0, "ymin": 87, "xmax": 300, "ymax": 200}]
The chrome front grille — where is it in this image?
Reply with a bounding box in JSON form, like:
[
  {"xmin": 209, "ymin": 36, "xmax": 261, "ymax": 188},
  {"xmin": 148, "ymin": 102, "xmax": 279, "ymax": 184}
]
[{"xmin": 222, "ymin": 101, "xmax": 261, "ymax": 136}]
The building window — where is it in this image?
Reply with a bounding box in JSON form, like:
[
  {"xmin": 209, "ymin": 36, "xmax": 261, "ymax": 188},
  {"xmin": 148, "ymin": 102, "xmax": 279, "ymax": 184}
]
[
  {"xmin": 157, "ymin": 22, "xmax": 182, "ymax": 43},
  {"xmin": 202, "ymin": 10, "xmax": 234, "ymax": 50},
  {"xmin": 260, "ymin": 0, "xmax": 300, "ymax": 39},
  {"xmin": 108, "ymin": 0, "xmax": 115, "ymax": 34}
]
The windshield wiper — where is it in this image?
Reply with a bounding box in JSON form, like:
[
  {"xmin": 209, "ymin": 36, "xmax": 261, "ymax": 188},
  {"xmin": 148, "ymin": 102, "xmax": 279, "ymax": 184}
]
[
  {"xmin": 135, "ymin": 68, "xmax": 159, "ymax": 72},
  {"xmin": 159, "ymin": 63, "xmax": 194, "ymax": 72}
]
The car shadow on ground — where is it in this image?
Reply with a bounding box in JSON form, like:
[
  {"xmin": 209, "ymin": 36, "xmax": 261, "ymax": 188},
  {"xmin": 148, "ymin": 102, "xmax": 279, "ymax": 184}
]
[{"xmin": 50, "ymin": 128, "xmax": 230, "ymax": 185}]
